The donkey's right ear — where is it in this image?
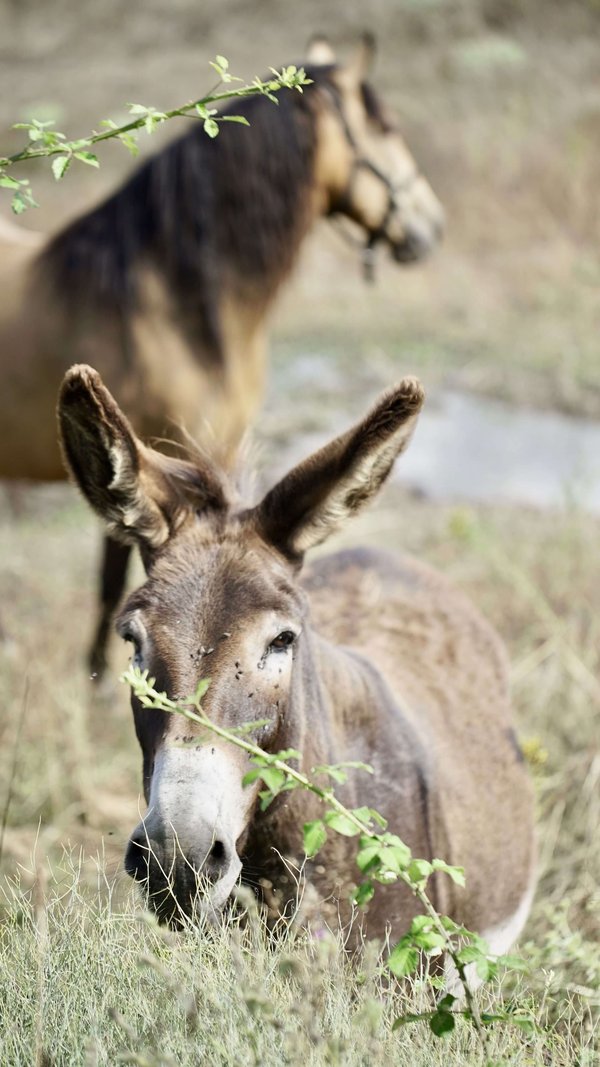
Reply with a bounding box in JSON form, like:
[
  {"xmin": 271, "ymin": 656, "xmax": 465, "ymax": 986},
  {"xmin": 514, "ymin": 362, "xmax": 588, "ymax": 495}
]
[{"xmin": 58, "ymin": 365, "xmax": 226, "ymax": 549}]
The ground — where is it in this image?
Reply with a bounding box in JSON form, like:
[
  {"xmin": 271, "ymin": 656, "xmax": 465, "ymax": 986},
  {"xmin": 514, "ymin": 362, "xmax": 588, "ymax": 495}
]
[{"xmin": 0, "ymin": 0, "xmax": 599, "ymax": 1063}]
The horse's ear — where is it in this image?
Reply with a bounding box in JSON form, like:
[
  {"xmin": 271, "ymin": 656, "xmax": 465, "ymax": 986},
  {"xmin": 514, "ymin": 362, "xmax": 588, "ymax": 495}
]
[
  {"xmin": 306, "ymin": 35, "xmax": 336, "ymax": 66},
  {"xmin": 253, "ymin": 377, "xmax": 424, "ymax": 559},
  {"xmin": 58, "ymin": 365, "xmax": 226, "ymax": 549},
  {"xmin": 339, "ymin": 32, "xmax": 376, "ymax": 86}
]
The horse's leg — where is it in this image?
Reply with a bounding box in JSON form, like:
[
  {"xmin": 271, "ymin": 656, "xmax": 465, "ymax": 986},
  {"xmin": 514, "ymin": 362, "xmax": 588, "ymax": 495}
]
[{"xmin": 88, "ymin": 535, "xmax": 131, "ymax": 681}]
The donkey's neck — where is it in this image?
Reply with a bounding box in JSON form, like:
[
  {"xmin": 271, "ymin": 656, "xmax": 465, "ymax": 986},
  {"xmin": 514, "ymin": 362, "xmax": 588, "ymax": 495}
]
[{"xmin": 293, "ymin": 627, "xmax": 396, "ymax": 776}]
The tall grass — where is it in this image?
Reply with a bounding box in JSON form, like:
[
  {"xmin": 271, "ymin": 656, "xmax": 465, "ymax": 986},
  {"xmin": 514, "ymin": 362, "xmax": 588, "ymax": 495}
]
[
  {"xmin": 1, "ymin": 486, "xmax": 600, "ymax": 1062},
  {"xmin": 0, "ymin": 849, "xmax": 595, "ymax": 1066}
]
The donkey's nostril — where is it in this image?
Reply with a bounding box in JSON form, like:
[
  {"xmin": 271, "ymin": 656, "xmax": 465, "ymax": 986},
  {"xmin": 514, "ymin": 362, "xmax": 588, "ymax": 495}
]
[
  {"xmin": 209, "ymin": 839, "xmax": 226, "ymax": 862},
  {"xmin": 124, "ymin": 834, "xmax": 150, "ymax": 882},
  {"xmin": 205, "ymin": 838, "xmax": 230, "ymax": 878}
]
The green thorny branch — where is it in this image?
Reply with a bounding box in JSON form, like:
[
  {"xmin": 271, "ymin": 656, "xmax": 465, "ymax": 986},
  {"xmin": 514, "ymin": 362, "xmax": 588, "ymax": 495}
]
[
  {"xmin": 122, "ymin": 665, "xmax": 535, "ymax": 1053},
  {"xmin": 0, "ymin": 57, "xmax": 310, "ymax": 213}
]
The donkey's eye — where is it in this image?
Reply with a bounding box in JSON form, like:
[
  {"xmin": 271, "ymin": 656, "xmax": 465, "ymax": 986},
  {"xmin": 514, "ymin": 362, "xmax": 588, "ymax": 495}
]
[
  {"xmin": 269, "ymin": 630, "xmax": 296, "ymax": 653},
  {"xmin": 121, "ymin": 626, "xmax": 144, "ymax": 668}
]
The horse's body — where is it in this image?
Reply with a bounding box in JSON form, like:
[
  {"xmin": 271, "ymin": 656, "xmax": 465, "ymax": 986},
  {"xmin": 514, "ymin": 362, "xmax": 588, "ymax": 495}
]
[
  {"xmin": 58, "ymin": 366, "xmax": 536, "ymax": 949},
  {"xmin": 0, "ymin": 41, "xmax": 444, "ymax": 673}
]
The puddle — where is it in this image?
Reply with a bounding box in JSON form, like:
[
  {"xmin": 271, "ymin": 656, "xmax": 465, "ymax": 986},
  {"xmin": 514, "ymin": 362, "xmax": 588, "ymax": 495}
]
[
  {"xmin": 261, "ymin": 356, "xmax": 600, "ymax": 514},
  {"xmin": 397, "ymin": 390, "xmax": 600, "ymax": 511}
]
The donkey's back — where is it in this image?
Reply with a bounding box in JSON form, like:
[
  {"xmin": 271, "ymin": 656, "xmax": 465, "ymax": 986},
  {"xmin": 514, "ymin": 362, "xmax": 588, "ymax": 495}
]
[{"xmin": 304, "ymin": 545, "xmax": 535, "ymax": 949}]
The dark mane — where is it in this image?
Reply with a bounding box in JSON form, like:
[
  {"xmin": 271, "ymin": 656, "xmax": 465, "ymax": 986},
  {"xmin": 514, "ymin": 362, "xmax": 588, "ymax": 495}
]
[
  {"xmin": 36, "ymin": 67, "xmax": 336, "ymax": 363},
  {"xmin": 360, "ymin": 81, "xmax": 393, "ymax": 132}
]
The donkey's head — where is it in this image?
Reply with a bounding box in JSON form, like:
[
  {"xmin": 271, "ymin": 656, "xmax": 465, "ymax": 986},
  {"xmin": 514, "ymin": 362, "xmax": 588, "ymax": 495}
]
[
  {"xmin": 309, "ymin": 34, "xmax": 444, "ymax": 265},
  {"xmin": 58, "ymin": 366, "xmax": 424, "ymax": 924}
]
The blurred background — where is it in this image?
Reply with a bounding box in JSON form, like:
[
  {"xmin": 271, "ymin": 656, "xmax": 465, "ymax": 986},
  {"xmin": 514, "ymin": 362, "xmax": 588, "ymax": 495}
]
[
  {"xmin": 2, "ymin": 0, "xmax": 600, "ymax": 418},
  {"xmin": 0, "ymin": 0, "xmax": 599, "ymax": 1014}
]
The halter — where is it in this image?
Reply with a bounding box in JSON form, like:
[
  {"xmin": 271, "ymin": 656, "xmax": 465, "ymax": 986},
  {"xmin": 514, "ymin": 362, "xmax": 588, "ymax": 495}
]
[{"xmin": 323, "ymin": 83, "xmax": 417, "ymax": 282}]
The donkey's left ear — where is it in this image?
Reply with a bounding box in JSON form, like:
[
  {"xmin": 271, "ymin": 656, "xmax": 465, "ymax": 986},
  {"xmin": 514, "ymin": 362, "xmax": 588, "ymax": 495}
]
[
  {"xmin": 58, "ymin": 365, "xmax": 226, "ymax": 549},
  {"xmin": 253, "ymin": 377, "xmax": 424, "ymax": 560}
]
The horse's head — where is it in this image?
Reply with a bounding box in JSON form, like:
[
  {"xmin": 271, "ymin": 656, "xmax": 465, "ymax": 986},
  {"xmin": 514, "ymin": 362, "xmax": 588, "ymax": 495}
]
[
  {"xmin": 58, "ymin": 365, "xmax": 424, "ymax": 925},
  {"xmin": 308, "ymin": 35, "xmax": 444, "ymax": 266}
]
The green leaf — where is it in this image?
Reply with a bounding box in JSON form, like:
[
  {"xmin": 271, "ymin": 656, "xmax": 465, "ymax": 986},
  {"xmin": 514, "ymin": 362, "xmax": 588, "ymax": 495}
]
[
  {"xmin": 392, "ymin": 1012, "xmax": 430, "ymax": 1030},
  {"xmin": 241, "ymin": 768, "xmax": 262, "ymax": 787},
  {"xmin": 408, "ymin": 859, "xmax": 433, "ymax": 884},
  {"xmin": 219, "ymin": 115, "xmax": 250, "ymax": 126},
  {"xmin": 324, "ymin": 810, "xmax": 359, "ymax": 837},
  {"xmin": 303, "ymin": 819, "xmax": 327, "ymax": 858},
  {"xmin": 388, "ymin": 943, "xmax": 419, "ymax": 978},
  {"xmin": 352, "ymin": 881, "xmax": 375, "ymax": 907},
  {"xmin": 496, "ymin": 953, "xmax": 528, "ymax": 972},
  {"xmin": 216, "ymin": 55, "xmax": 228, "ymax": 70},
  {"xmin": 410, "ymin": 915, "xmax": 432, "ymax": 934},
  {"xmin": 203, "ymin": 118, "xmax": 219, "ymax": 139},
  {"xmin": 74, "ymin": 151, "xmax": 99, "ymax": 168},
  {"xmin": 258, "ymin": 767, "xmax": 286, "ymax": 793},
  {"xmin": 321, "ymin": 766, "xmax": 347, "ymax": 784},
  {"xmin": 475, "ymin": 955, "xmax": 494, "ymax": 982},
  {"xmin": 258, "ymin": 790, "xmax": 272, "ymax": 810},
  {"xmin": 52, "ymin": 156, "xmax": 71, "ymax": 181},
  {"xmin": 429, "ymin": 1009, "xmax": 455, "ymax": 1037},
  {"xmin": 356, "ymin": 842, "xmax": 381, "ymax": 874},
  {"xmin": 412, "ymin": 929, "xmax": 446, "ymax": 952},
  {"xmin": 193, "ymin": 678, "xmax": 211, "ymax": 702},
  {"xmin": 273, "ymin": 748, "xmax": 301, "ymax": 762},
  {"xmin": 0, "ymin": 174, "xmax": 21, "ymax": 190},
  {"xmin": 12, "ymin": 194, "xmax": 27, "ymax": 215},
  {"xmin": 457, "ymin": 945, "xmax": 484, "ymax": 966},
  {"xmin": 367, "ymin": 808, "xmax": 387, "ymax": 829},
  {"xmin": 379, "ymin": 843, "xmax": 411, "ymax": 873},
  {"xmin": 118, "ymin": 132, "xmax": 139, "ymax": 156},
  {"xmin": 432, "ymin": 859, "xmax": 466, "ymax": 888}
]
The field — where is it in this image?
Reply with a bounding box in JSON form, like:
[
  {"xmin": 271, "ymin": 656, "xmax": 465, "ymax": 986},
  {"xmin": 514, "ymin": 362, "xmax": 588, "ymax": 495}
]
[{"xmin": 1, "ymin": 0, "xmax": 600, "ymax": 1063}]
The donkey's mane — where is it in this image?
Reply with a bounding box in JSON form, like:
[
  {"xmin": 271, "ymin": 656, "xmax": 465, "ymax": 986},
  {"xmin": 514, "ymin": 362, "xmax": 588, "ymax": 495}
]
[{"xmin": 36, "ymin": 66, "xmax": 346, "ymax": 363}]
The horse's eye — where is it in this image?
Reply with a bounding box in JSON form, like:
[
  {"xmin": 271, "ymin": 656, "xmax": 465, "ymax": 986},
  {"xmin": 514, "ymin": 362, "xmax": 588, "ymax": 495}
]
[{"xmin": 269, "ymin": 630, "xmax": 296, "ymax": 653}]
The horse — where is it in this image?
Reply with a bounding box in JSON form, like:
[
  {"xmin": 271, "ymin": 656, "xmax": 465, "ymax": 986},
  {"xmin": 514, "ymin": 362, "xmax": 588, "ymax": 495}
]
[
  {"xmin": 0, "ymin": 36, "xmax": 444, "ymax": 679},
  {"xmin": 57, "ymin": 363, "xmax": 536, "ymax": 950}
]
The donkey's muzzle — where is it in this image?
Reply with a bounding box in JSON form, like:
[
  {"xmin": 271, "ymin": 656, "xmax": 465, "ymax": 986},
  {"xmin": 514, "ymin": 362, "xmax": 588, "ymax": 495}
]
[{"xmin": 124, "ymin": 824, "xmax": 241, "ymax": 925}]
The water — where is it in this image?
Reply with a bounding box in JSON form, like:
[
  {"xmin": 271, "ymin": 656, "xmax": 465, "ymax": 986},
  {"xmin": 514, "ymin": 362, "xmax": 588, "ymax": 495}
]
[
  {"xmin": 397, "ymin": 390, "xmax": 600, "ymax": 512},
  {"xmin": 263, "ymin": 360, "xmax": 600, "ymax": 513}
]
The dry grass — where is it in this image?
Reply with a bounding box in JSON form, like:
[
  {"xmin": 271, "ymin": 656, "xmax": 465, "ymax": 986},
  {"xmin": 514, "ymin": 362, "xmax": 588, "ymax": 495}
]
[{"xmin": 1, "ymin": 483, "xmax": 599, "ymax": 1063}]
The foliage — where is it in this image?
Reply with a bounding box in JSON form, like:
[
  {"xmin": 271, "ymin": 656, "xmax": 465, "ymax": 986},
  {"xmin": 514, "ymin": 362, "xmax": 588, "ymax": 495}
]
[
  {"xmin": 123, "ymin": 666, "xmax": 536, "ymax": 1057},
  {"xmin": 0, "ymin": 58, "xmax": 309, "ymax": 213}
]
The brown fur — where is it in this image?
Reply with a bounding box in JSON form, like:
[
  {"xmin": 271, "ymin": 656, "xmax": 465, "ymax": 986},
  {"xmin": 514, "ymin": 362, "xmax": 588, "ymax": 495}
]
[
  {"xmin": 0, "ymin": 41, "xmax": 444, "ymax": 676},
  {"xmin": 58, "ymin": 365, "xmax": 535, "ymax": 945}
]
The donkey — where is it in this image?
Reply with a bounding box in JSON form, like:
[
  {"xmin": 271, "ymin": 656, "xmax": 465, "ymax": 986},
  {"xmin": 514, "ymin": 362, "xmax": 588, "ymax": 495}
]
[
  {"xmin": 0, "ymin": 36, "xmax": 444, "ymax": 680},
  {"xmin": 58, "ymin": 365, "xmax": 535, "ymax": 947}
]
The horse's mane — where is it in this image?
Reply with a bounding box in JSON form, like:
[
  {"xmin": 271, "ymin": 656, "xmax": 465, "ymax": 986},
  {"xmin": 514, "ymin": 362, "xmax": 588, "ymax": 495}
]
[{"xmin": 36, "ymin": 67, "xmax": 337, "ymax": 363}]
